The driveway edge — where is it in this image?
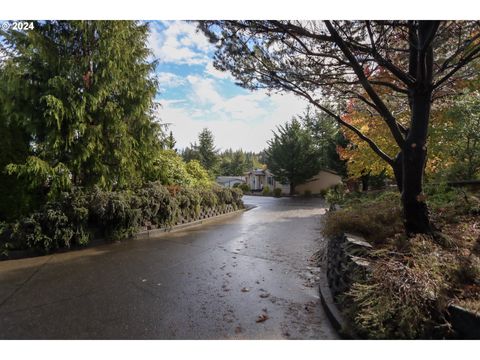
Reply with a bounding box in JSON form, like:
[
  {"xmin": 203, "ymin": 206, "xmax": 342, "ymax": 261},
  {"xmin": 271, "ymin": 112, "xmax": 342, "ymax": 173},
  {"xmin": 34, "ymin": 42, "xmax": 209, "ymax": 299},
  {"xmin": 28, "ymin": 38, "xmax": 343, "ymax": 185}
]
[{"xmin": 319, "ymin": 256, "xmax": 358, "ymax": 339}]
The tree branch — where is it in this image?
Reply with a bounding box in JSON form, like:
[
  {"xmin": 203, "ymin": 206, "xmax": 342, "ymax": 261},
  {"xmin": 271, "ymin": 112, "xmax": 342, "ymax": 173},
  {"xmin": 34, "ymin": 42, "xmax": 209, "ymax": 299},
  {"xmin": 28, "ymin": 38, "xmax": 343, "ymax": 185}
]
[
  {"xmin": 325, "ymin": 21, "xmax": 406, "ymax": 148},
  {"xmin": 264, "ymin": 72, "xmax": 395, "ymax": 166}
]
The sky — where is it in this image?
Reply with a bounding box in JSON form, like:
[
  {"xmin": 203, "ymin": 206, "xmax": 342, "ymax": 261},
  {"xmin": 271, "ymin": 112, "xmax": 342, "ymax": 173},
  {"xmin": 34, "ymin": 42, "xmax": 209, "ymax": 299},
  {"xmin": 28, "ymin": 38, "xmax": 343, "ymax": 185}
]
[{"xmin": 148, "ymin": 21, "xmax": 309, "ymax": 153}]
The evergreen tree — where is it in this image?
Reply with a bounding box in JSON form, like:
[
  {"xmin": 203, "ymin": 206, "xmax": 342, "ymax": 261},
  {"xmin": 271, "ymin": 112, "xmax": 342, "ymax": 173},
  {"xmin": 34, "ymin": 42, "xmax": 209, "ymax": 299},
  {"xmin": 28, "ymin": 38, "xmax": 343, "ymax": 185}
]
[
  {"xmin": 181, "ymin": 144, "xmax": 200, "ymax": 163},
  {"xmin": 196, "ymin": 128, "xmax": 219, "ymax": 176},
  {"xmin": 165, "ymin": 131, "xmax": 177, "ymax": 150},
  {"xmin": 300, "ymin": 107, "xmax": 348, "ymax": 177},
  {"xmin": 0, "ymin": 98, "xmax": 35, "ymax": 220},
  {"xmin": 266, "ymin": 119, "xmax": 322, "ymax": 195},
  {"xmin": 0, "ymin": 21, "xmax": 162, "ymax": 198},
  {"xmin": 218, "ymin": 149, "xmax": 263, "ymax": 176}
]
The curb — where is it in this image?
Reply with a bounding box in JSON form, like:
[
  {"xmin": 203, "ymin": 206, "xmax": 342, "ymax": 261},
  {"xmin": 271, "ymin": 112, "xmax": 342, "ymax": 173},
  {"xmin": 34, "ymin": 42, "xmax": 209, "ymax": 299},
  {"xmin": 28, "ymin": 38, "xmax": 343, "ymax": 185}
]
[{"xmin": 318, "ymin": 259, "xmax": 358, "ymax": 339}]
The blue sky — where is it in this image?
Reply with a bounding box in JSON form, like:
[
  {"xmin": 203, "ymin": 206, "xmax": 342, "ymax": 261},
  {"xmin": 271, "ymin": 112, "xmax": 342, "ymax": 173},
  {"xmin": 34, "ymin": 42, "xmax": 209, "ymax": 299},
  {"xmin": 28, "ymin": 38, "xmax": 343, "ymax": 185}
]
[{"xmin": 148, "ymin": 20, "xmax": 308, "ymax": 152}]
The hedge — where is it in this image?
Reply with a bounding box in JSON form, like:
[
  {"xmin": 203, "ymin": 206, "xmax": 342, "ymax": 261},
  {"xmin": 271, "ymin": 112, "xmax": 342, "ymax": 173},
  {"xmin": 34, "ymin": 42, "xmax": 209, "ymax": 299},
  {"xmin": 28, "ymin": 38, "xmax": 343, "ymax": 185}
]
[{"xmin": 0, "ymin": 182, "xmax": 243, "ymax": 254}]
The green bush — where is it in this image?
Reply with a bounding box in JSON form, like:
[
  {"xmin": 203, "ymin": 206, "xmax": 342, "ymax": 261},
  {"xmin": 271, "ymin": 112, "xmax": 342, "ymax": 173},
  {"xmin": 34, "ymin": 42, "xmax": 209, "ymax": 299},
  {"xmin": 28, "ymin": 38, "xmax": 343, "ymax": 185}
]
[
  {"xmin": 135, "ymin": 181, "xmax": 179, "ymax": 228},
  {"xmin": 8, "ymin": 208, "xmax": 75, "ymax": 252},
  {"xmin": 1, "ymin": 188, "xmax": 91, "ymax": 252},
  {"xmin": 176, "ymin": 186, "xmax": 202, "ymax": 219},
  {"xmin": 230, "ymin": 187, "xmax": 244, "ymax": 209},
  {"xmin": 88, "ymin": 187, "xmax": 141, "ymax": 241},
  {"xmin": 1, "ymin": 183, "xmax": 245, "ymax": 254},
  {"xmin": 213, "ymin": 185, "xmax": 234, "ymax": 205},
  {"xmin": 239, "ymin": 183, "xmax": 250, "ymax": 193},
  {"xmin": 273, "ymin": 188, "xmax": 282, "ymax": 197},
  {"xmin": 325, "ymin": 184, "xmax": 346, "ymax": 207},
  {"xmin": 56, "ymin": 188, "xmax": 90, "ymax": 246},
  {"xmin": 262, "ymin": 185, "xmax": 271, "ymax": 196}
]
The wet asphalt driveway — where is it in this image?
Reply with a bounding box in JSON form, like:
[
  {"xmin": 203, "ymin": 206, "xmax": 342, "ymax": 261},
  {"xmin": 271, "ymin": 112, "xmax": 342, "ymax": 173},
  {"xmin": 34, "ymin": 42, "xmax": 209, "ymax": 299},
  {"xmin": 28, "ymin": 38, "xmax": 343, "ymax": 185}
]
[{"xmin": 0, "ymin": 195, "xmax": 338, "ymax": 339}]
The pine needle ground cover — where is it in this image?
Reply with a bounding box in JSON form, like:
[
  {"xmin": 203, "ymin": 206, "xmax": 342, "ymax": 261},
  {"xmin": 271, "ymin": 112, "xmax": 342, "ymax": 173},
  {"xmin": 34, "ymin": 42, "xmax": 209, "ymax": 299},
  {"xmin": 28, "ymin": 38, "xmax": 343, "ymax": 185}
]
[{"xmin": 322, "ymin": 186, "xmax": 480, "ymax": 339}]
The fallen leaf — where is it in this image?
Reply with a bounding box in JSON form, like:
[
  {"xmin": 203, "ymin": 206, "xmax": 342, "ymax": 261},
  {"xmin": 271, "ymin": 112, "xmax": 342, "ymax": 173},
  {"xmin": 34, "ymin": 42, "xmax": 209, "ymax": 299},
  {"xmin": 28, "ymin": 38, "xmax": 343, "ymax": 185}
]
[{"xmin": 256, "ymin": 314, "xmax": 269, "ymax": 323}]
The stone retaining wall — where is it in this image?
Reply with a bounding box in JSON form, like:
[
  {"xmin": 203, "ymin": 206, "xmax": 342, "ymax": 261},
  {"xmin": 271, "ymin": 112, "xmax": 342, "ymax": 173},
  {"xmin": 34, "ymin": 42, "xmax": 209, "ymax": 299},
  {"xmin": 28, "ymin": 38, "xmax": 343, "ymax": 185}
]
[
  {"xmin": 139, "ymin": 204, "xmax": 239, "ymax": 232},
  {"xmin": 177, "ymin": 204, "xmax": 237, "ymax": 225},
  {"xmin": 326, "ymin": 232, "xmax": 372, "ymax": 299},
  {"xmin": 324, "ymin": 232, "xmax": 480, "ymax": 339}
]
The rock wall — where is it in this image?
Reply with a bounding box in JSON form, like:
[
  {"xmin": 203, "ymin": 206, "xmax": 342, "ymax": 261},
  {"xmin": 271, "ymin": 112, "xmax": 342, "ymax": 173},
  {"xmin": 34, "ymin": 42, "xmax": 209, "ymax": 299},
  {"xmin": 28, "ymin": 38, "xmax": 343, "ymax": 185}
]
[{"xmin": 326, "ymin": 233, "xmax": 372, "ymax": 299}]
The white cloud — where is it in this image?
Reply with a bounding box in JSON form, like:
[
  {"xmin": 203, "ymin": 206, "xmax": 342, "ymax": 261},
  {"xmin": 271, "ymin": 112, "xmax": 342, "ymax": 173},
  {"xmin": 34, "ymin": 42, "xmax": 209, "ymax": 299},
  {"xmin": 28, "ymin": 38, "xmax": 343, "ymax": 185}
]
[
  {"xmin": 204, "ymin": 62, "xmax": 233, "ymax": 80},
  {"xmin": 149, "ymin": 21, "xmax": 310, "ymax": 151},
  {"xmin": 148, "ymin": 21, "xmax": 212, "ymax": 65},
  {"xmin": 158, "ymin": 90, "xmax": 308, "ymax": 152},
  {"xmin": 186, "ymin": 75, "xmax": 223, "ymax": 106},
  {"xmin": 156, "ymin": 72, "xmax": 186, "ymax": 91}
]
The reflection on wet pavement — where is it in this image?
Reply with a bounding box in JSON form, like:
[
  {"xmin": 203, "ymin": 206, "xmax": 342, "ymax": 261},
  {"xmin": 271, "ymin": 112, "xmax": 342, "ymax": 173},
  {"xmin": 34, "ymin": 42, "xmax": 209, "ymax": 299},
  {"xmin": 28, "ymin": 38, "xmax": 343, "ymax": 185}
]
[{"xmin": 0, "ymin": 195, "xmax": 338, "ymax": 339}]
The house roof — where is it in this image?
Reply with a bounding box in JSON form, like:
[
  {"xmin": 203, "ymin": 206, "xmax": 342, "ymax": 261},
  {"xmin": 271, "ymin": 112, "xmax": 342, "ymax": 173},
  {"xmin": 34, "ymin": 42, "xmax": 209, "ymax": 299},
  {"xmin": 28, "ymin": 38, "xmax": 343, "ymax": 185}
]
[
  {"xmin": 216, "ymin": 176, "xmax": 245, "ymax": 184},
  {"xmin": 245, "ymin": 168, "xmax": 272, "ymax": 176}
]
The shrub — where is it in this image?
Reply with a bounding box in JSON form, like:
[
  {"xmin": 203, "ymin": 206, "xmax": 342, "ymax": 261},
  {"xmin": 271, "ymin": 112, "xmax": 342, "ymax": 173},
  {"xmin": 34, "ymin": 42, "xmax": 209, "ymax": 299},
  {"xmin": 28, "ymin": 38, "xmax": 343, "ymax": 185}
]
[
  {"xmin": 185, "ymin": 160, "xmax": 212, "ymax": 186},
  {"xmin": 135, "ymin": 181, "xmax": 179, "ymax": 228},
  {"xmin": 2, "ymin": 188, "xmax": 91, "ymax": 252},
  {"xmin": 56, "ymin": 188, "xmax": 90, "ymax": 246},
  {"xmin": 425, "ymin": 183, "xmax": 480, "ymax": 222},
  {"xmin": 319, "ymin": 189, "xmax": 328, "ymax": 198},
  {"xmin": 262, "ymin": 185, "xmax": 271, "ymax": 196},
  {"xmin": 8, "ymin": 208, "xmax": 75, "ymax": 252},
  {"xmin": 88, "ymin": 187, "xmax": 141, "ymax": 241},
  {"xmin": 176, "ymin": 186, "xmax": 202, "ymax": 219},
  {"xmin": 325, "ymin": 184, "xmax": 346, "ymax": 207},
  {"xmin": 322, "ymin": 191, "xmax": 403, "ymax": 244},
  {"xmin": 213, "ymin": 185, "xmax": 234, "ymax": 205},
  {"xmin": 1, "ymin": 183, "xmax": 245, "ymax": 254},
  {"xmin": 230, "ymin": 187, "xmax": 244, "ymax": 209},
  {"xmin": 197, "ymin": 186, "xmax": 218, "ymax": 209},
  {"xmin": 324, "ymin": 186, "xmax": 480, "ymax": 339},
  {"xmin": 239, "ymin": 183, "xmax": 250, "ymax": 193},
  {"xmin": 273, "ymin": 188, "xmax": 282, "ymax": 197}
]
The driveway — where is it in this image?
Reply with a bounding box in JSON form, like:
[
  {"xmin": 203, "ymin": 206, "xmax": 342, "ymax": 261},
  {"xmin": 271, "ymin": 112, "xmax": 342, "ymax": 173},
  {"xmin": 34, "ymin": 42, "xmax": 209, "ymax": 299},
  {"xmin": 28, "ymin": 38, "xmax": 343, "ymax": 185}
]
[{"xmin": 0, "ymin": 195, "xmax": 338, "ymax": 339}]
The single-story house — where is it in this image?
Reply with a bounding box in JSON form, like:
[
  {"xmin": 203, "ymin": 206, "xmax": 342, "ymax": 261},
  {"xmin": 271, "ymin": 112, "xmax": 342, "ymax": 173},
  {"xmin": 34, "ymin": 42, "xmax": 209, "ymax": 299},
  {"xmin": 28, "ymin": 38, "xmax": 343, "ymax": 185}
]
[
  {"xmin": 243, "ymin": 169, "xmax": 289, "ymax": 193},
  {"xmin": 294, "ymin": 169, "xmax": 343, "ymax": 194},
  {"xmin": 244, "ymin": 168, "xmax": 342, "ymax": 195},
  {"xmin": 216, "ymin": 176, "xmax": 246, "ymax": 188}
]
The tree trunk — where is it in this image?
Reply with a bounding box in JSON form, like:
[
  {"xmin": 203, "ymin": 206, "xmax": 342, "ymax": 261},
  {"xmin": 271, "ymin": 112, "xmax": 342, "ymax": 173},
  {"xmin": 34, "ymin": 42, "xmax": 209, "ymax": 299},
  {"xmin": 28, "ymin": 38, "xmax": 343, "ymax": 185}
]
[
  {"xmin": 289, "ymin": 182, "xmax": 295, "ymax": 195},
  {"xmin": 402, "ymin": 87, "xmax": 433, "ymax": 235},
  {"xmin": 398, "ymin": 21, "xmax": 438, "ymax": 236},
  {"xmin": 361, "ymin": 172, "xmax": 370, "ymax": 192}
]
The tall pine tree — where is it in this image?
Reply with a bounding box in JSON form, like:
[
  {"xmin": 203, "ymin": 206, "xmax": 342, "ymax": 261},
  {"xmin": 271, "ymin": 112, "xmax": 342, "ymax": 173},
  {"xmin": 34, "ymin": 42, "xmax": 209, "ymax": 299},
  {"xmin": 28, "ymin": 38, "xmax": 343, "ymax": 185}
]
[
  {"xmin": 266, "ymin": 119, "xmax": 322, "ymax": 195},
  {"xmin": 0, "ymin": 21, "xmax": 163, "ymax": 199}
]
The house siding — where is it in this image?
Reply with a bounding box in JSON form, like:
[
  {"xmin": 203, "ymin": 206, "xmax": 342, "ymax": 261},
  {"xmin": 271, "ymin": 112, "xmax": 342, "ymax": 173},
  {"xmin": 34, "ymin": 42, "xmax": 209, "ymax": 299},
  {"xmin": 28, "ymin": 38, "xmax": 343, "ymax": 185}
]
[{"xmin": 295, "ymin": 170, "xmax": 342, "ymax": 194}]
